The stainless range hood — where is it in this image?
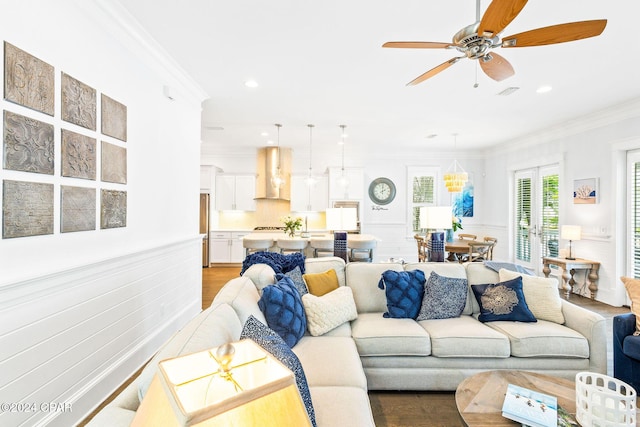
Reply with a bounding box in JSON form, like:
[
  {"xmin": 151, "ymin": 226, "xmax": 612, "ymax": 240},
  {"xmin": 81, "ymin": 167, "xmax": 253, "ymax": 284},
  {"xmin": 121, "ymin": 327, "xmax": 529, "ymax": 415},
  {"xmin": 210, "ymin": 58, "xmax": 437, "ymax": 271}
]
[{"xmin": 255, "ymin": 146, "xmax": 291, "ymax": 200}]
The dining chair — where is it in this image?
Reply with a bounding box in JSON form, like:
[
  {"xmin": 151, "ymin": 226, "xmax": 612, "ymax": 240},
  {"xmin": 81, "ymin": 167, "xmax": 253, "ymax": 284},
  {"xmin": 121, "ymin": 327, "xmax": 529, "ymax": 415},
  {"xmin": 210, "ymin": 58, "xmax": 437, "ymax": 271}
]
[
  {"xmin": 483, "ymin": 236, "xmax": 498, "ymax": 260},
  {"xmin": 414, "ymin": 234, "xmax": 427, "ymax": 262},
  {"xmin": 458, "ymin": 233, "xmax": 477, "ymax": 241},
  {"xmin": 464, "ymin": 241, "xmax": 493, "ymax": 262}
]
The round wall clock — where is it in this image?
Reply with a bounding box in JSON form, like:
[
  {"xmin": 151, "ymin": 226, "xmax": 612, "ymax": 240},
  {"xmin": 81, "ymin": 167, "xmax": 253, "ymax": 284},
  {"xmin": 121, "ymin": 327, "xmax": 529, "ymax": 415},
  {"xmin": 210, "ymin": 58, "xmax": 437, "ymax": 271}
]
[{"xmin": 368, "ymin": 177, "xmax": 396, "ymax": 205}]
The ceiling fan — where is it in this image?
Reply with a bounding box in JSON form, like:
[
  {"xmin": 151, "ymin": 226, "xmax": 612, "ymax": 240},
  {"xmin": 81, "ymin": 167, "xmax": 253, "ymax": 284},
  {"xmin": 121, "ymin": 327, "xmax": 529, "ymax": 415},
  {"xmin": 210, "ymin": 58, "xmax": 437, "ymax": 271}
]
[{"xmin": 383, "ymin": 0, "xmax": 607, "ymax": 85}]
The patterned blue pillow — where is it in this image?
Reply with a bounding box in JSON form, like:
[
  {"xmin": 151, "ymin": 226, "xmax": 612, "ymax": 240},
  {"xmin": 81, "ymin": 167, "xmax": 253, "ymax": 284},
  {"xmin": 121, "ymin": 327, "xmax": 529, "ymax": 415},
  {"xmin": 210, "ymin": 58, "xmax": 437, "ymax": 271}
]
[
  {"xmin": 378, "ymin": 269, "xmax": 426, "ymax": 319},
  {"xmin": 258, "ymin": 276, "xmax": 306, "ymax": 347},
  {"xmin": 276, "ymin": 266, "xmax": 308, "ymax": 296},
  {"xmin": 471, "ymin": 276, "xmax": 537, "ymax": 323},
  {"xmin": 240, "ymin": 315, "xmax": 316, "ymax": 427},
  {"xmin": 416, "ymin": 271, "xmax": 468, "ymax": 320}
]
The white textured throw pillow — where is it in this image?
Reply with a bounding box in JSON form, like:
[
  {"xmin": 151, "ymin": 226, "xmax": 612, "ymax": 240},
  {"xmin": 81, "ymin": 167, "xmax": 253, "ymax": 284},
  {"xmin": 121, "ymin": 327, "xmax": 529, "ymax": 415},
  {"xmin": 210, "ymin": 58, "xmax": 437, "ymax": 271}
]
[
  {"xmin": 302, "ymin": 286, "xmax": 358, "ymax": 336},
  {"xmin": 243, "ymin": 263, "xmax": 276, "ymax": 291},
  {"xmin": 499, "ymin": 268, "xmax": 565, "ymax": 324}
]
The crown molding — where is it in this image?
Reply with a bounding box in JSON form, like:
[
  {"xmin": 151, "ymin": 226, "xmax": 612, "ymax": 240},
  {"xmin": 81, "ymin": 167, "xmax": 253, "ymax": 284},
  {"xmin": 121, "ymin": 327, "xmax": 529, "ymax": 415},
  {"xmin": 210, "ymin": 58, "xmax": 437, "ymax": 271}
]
[
  {"xmin": 76, "ymin": 0, "xmax": 208, "ymax": 105},
  {"xmin": 485, "ymin": 96, "xmax": 640, "ymax": 156}
]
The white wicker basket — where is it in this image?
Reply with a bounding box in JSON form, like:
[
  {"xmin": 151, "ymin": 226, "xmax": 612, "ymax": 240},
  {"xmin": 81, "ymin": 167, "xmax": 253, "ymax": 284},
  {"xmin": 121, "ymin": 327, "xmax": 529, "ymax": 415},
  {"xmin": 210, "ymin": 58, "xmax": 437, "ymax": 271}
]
[{"xmin": 575, "ymin": 372, "xmax": 636, "ymax": 426}]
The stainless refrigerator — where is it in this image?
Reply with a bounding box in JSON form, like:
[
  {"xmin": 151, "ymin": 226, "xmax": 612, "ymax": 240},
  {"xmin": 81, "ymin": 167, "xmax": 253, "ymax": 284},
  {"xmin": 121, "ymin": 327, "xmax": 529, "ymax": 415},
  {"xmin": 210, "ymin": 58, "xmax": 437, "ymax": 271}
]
[{"xmin": 200, "ymin": 193, "xmax": 210, "ymax": 267}]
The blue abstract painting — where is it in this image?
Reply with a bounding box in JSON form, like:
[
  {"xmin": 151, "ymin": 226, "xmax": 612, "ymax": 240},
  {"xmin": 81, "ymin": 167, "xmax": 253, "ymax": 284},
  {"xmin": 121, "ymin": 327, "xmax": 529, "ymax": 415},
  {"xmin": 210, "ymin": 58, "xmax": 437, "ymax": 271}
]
[{"xmin": 453, "ymin": 183, "xmax": 474, "ymax": 217}]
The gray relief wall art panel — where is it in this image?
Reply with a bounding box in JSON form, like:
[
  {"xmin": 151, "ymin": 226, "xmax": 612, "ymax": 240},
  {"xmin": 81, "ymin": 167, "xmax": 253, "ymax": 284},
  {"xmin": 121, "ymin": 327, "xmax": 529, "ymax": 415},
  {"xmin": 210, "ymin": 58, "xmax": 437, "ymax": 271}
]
[
  {"xmin": 61, "ymin": 72, "xmax": 96, "ymax": 130},
  {"xmin": 4, "ymin": 42, "xmax": 55, "ymax": 116},
  {"xmin": 3, "ymin": 180, "xmax": 54, "ymax": 238},
  {"xmin": 101, "ymin": 94, "xmax": 127, "ymax": 142},
  {"xmin": 61, "ymin": 129, "xmax": 96, "ymax": 180},
  {"xmin": 3, "ymin": 110, "xmax": 54, "ymax": 174},
  {"xmin": 61, "ymin": 186, "xmax": 96, "ymax": 233},
  {"xmin": 100, "ymin": 189, "xmax": 126, "ymax": 229},
  {"xmin": 101, "ymin": 141, "xmax": 126, "ymax": 184}
]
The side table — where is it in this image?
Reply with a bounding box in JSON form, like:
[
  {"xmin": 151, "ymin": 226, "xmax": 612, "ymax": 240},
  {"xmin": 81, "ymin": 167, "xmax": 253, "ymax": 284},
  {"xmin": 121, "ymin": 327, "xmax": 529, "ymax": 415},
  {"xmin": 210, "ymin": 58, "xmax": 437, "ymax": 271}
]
[{"xmin": 542, "ymin": 256, "xmax": 600, "ymax": 300}]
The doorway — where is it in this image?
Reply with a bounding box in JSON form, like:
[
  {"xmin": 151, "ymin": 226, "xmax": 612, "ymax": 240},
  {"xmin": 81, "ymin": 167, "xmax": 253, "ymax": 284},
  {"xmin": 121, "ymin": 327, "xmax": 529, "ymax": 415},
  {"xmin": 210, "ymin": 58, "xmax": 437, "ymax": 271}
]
[{"xmin": 514, "ymin": 165, "xmax": 559, "ymax": 273}]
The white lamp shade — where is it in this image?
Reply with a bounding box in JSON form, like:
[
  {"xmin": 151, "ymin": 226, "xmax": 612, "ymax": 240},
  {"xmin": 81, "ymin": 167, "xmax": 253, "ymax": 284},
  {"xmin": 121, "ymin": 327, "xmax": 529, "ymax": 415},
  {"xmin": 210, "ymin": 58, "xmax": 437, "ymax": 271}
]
[
  {"xmin": 325, "ymin": 207, "xmax": 358, "ymax": 231},
  {"xmin": 132, "ymin": 340, "xmax": 311, "ymax": 427},
  {"xmin": 419, "ymin": 206, "xmax": 452, "ymax": 230},
  {"xmin": 561, "ymin": 225, "xmax": 582, "ymax": 241}
]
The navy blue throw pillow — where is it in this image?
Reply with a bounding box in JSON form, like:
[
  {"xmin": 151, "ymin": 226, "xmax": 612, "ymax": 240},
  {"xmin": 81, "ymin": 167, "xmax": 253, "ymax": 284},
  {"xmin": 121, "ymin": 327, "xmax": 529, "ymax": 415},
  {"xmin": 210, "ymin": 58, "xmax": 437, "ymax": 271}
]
[
  {"xmin": 378, "ymin": 269, "xmax": 426, "ymax": 319},
  {"xmin": 258, "ymin": 276, "xmax": 306, "ymax": 347},
  {"xmin": 240, "ymin": 315, "xmax": 316, "ymax": 427},
  {"xmin": 471, "ymin": 276, "xmax": 537, "ymax": 323}
]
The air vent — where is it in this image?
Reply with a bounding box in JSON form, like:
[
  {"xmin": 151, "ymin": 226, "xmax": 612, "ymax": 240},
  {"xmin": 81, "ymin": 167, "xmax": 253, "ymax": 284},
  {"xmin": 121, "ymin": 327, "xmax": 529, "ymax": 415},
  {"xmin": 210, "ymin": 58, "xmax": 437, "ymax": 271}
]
[{"xmin": 497, "ymin": 87, "xmax": 520, "ymax": 96}]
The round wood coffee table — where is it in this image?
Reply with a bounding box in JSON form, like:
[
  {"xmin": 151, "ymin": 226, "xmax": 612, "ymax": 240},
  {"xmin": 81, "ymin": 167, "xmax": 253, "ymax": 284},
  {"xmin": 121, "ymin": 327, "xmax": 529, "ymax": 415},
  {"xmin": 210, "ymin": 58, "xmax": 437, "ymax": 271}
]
[{"xmin": 455, "ymin": 370, "xmax": 577, "ymax": 426}]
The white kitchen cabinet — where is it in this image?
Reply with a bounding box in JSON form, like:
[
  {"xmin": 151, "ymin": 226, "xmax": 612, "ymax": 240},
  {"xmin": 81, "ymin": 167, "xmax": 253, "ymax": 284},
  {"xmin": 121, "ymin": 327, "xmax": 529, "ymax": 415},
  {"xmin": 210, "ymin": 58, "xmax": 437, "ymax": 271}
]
[
  {"xmin": 328, "ymin": 167, "xmax": 364, "ymax": 201},
  {"xmin": 210, "ymin": 231, "xmax": 251, "ymax": 263},
  {"xmin": 290, "ymin": 175, "xmax": 328, "ymax": 212},
  {"xmin": 215, "ymin": 174, "xmax": 256, "ymax": 211},
  {"xmin": 200, "ymin": 166, "xmax": 213, "ymax": 191}
]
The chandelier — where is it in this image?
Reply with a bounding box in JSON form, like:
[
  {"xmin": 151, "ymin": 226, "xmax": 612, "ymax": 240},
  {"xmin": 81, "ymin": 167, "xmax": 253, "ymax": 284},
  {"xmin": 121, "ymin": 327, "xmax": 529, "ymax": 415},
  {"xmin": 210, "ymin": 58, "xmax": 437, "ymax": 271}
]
[{"xmin": 443, "ymin": 134, "xmax": 468, "ymax": 193}]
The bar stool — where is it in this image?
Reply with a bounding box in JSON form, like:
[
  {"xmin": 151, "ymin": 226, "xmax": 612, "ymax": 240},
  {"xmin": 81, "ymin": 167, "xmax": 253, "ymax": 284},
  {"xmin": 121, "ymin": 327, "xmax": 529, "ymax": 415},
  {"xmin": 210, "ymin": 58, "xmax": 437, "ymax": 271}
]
[
  {"xmin": 309, "ymin": 238, "xmax": 334, "ymax": 258},
  {"xmin": 243, "ymin": 237, "xmax": 273, "ymax": 257},
  {"xmin": 277, "ymin": 238, "xmax": 308, "ymax": 254},
  {"xmin": 348, "ymin": 238, "xmax": 377, "ymax": 262}
]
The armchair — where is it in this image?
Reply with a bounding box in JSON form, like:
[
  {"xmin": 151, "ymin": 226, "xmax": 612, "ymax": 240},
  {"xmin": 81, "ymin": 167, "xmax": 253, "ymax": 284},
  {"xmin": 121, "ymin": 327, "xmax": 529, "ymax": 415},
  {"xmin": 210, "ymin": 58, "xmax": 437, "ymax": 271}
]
[{"xmin": 613, "ymin": 312, "xmax": 640, "ymax": 393}]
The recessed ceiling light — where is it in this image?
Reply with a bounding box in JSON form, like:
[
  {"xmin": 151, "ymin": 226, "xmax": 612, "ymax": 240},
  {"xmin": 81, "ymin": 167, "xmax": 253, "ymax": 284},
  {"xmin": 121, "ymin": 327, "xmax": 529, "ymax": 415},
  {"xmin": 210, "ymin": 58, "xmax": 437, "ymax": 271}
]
[
  {"xmin": 244, "ymin": 80, "xmax": 258, "ymax": 88},
  {"xmin": 267, "ymin": 140, "xmax": 274, "ymax": 145},
  {"xmin": 261, "ymin": 132, "xmax": 269, "ymax": 137},
  {"xmin": 536, "ymin": 85, "xmax": 552, "ymax": 94}
]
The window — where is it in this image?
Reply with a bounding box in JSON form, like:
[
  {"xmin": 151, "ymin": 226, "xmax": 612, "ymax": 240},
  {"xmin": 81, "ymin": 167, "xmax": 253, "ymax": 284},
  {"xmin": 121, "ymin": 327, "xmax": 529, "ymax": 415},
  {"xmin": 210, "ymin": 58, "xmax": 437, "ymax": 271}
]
[
  {"xmin": 628, "ymin": 150, "xmax": 640, "ymax": 278},
  {"xmin": 408, "ymin": 167, "xmax": 437, "ymax": 233}
]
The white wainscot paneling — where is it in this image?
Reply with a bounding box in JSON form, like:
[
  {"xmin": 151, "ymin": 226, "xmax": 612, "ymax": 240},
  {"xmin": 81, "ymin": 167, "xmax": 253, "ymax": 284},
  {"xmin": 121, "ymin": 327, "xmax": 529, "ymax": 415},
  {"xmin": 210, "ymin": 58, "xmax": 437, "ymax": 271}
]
[
  {"xmin": 366, "ymin": 224, "xmax": 416, "ymax": 263},
  {"xmin": 0, "ymin": 238, "xmax": 202, "ymax": 427}
]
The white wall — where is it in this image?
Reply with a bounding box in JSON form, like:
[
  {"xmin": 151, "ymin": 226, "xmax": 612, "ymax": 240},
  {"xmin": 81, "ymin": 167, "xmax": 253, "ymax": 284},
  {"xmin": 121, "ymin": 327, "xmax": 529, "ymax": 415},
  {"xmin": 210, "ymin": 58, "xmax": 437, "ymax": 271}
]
[{"xmin": 0, "ymin": 1, "xmax": 206, "ymax": 425}]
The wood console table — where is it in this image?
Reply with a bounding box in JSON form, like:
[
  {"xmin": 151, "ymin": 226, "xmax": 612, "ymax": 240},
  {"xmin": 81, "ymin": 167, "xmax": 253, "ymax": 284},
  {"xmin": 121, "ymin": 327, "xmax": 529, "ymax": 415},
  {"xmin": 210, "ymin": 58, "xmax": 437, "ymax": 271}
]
[{"xmin": 542, "ymin": 256, "xmax": 600, "ymax": 300}]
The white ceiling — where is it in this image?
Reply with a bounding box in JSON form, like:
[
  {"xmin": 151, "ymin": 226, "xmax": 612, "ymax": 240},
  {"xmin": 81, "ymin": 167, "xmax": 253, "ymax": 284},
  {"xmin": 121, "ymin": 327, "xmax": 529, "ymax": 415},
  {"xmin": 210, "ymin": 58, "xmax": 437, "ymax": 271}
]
[{"xmin": 119, "ymin": 0, "xmax": 639, "ymax": 156}]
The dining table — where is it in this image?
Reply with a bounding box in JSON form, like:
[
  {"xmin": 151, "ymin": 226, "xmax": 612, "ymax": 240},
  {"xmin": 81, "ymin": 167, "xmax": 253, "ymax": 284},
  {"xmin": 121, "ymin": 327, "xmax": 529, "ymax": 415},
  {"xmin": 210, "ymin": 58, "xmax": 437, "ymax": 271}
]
[{"xmin": 444, "ymin": 240, "xmax": 471, "ymax": 262}]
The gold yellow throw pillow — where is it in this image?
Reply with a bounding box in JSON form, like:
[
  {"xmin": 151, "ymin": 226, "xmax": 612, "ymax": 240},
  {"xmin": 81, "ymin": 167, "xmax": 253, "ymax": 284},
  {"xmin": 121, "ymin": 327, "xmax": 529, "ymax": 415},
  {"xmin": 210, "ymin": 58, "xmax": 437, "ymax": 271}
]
[
  {"xmin": 621, "ymin": 276, "xmax": 640, "ymax": 336},
  {"xmin": 303, "ymin": 269, "xmax": 339, "ymax": 296}
]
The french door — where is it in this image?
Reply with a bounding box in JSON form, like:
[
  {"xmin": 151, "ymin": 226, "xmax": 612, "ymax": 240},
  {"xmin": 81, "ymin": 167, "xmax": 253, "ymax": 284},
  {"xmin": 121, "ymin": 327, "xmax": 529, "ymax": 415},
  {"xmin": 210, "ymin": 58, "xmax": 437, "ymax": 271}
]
[{"xmin": 514, "ymin": 165, "xmax": 559, "ymax": 273}]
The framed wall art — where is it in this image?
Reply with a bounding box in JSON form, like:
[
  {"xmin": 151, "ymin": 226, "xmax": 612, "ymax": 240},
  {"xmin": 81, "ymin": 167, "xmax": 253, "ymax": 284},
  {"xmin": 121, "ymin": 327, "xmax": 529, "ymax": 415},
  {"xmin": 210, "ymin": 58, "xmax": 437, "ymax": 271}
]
[
  {"xmin": 61, "ymin": 72, "xmax": 96, "ymax": 130},
  {"xmin": 101, "ymin": 94, "xmax": 127, "ymax": 142},
  {"xmin": 101, "ymin": 189, "xmax": 127, "ymax": 229},
  {"xmin": 4, "ymin": 42, "xmax": 54, "ymax": 116},
  {"xmin": 3, "ymin": 180, "xmax": 54, "ymax": 238},
  {"xmin": 101, "ymin": 141, "xmax": 127, "ymax": 184},
  {"xmin": 61, "ymin": 186, "xmax": 96, "ymax": 233},
  {"xmin": 3, "ymin": 110, "xmax": 55, "ymax": 175},
  {"xmin": 61, "ymin": 129, "xmax": 96, "ymax": 180},
  {"xmin": 573, "ymin": 178, "xmax": 598, "ymax": 204}
]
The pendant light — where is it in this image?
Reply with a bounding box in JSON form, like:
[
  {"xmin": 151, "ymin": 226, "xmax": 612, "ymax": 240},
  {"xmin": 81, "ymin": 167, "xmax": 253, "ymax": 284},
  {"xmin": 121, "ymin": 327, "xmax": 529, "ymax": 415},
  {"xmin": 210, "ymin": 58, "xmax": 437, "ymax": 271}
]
[
  {"xmin": 338, "ymin": 125, "xmax": 349, "ymax": 188},
  {"xmin": 271, "ymin": 123, "xmax": 284, "ymax": 188},
  {"xmin": 304, "ymin": 124, "xmax": 317, "ymax": 186},
  {"xmin": 443, "ymin": 134, "xmax": 468, "ymax": 193}
]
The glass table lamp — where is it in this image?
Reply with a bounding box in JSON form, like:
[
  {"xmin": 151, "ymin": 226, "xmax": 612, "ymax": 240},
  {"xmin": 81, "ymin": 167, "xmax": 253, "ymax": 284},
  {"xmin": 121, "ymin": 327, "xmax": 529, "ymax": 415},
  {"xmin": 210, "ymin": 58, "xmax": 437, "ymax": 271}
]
[
  {"xmin": 419, "ymin": 206, "xmax": 453, "ymax": 262},
  {"xmin": 325, "ymin": 207, "xmax": 358, "ymax": 262}
]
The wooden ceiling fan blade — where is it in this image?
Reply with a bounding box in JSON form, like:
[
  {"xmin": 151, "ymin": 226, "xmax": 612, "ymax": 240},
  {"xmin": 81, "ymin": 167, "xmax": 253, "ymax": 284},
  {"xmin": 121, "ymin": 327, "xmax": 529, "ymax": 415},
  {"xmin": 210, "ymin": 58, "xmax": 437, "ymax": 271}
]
[
  {"xmin": 478, "ymin": 0, "xmax": 528, "ymax": 38},
  {"xmin": 502, "ymin": 20, "xmax": 607, "ymax": 47},
  {"xmin": 406, "ymin": 58, "xmax": 461, "ymax": 86},
  {"xmin": 479, "ymin": 52, "xmax": 515, "ymax": 81},
  {"xmin": 383, "ymin": 41, "xmax": 454, "ymax": 49}
]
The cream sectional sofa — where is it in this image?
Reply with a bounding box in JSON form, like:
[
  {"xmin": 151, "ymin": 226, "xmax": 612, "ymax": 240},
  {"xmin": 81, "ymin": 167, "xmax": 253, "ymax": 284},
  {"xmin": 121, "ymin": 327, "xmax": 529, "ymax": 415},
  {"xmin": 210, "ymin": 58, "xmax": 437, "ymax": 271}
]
[{"xmin": 87, "ymin": 257, "xmax": 606, "ymax": 426}]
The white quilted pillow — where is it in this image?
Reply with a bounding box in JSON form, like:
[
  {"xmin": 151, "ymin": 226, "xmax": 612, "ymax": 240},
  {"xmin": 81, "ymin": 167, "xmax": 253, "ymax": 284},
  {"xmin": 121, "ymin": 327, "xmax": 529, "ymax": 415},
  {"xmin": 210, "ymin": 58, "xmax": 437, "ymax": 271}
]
[
  {"xmin": 302, "ymin": 286, "xmax": 358, "ymax": 336},
  {"xmin": 499, "ymin": 268, "xmax": 565, "ymax": 324}
]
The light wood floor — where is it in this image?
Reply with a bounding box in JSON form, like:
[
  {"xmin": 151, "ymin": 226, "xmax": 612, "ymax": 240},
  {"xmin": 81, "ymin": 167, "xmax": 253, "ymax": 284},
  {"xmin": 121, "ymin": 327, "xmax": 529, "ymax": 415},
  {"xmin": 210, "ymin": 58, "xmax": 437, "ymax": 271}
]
[{"xmin": 82, "ymin": 265, "xmax": 630, "ymax": 427}]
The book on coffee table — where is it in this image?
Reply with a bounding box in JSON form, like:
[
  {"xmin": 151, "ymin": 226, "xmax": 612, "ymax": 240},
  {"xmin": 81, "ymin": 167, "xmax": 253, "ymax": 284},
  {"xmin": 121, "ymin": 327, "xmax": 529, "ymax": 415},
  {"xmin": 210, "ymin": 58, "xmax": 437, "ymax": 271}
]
[{"xmin": 501, "ymin": 383, "xmax": 558, "ymax": 427}]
